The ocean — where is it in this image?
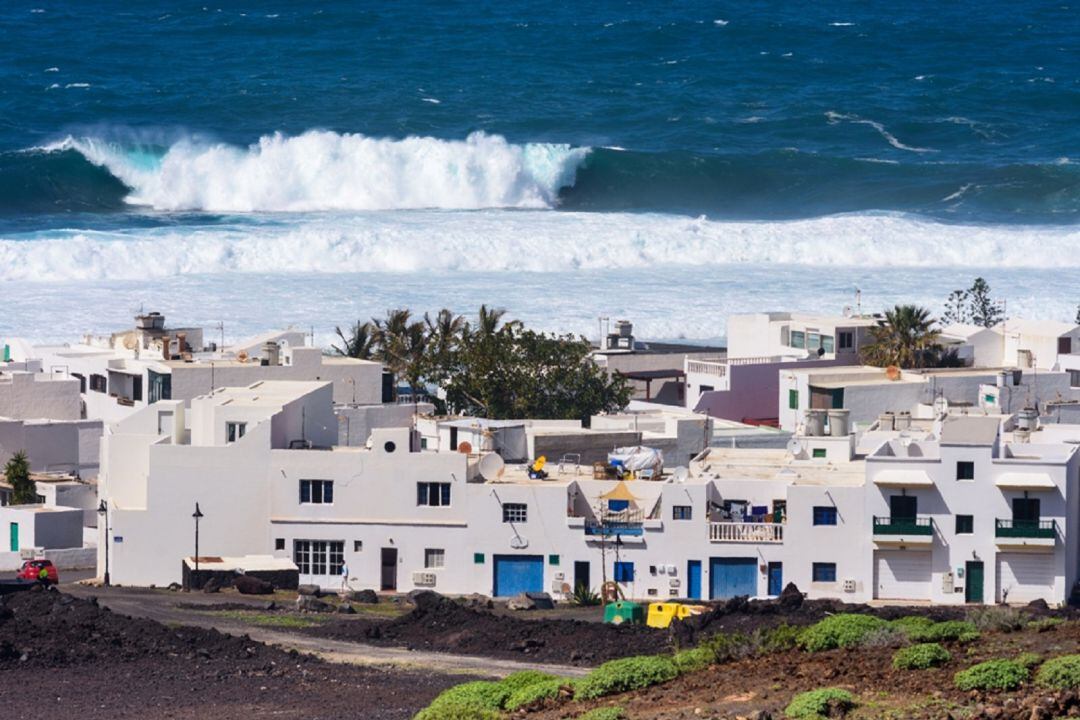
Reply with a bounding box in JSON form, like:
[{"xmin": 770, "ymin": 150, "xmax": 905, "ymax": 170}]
[{"xmin": 1, "ymin": 1, "xmax": 1077, "ymax": 343}]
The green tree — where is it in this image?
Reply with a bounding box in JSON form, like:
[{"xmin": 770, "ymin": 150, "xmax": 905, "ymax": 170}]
[
  {"xmin": 4, "ymin": 451, "xmax": 35, "ymax": 505},
  {"xmin": 373, "ymin": 309, "xmax": 428, "ymax": 401},
  {"xmin": 941, "ymin": 289, "xmax": 970, "ymax": 325},
  {"xmin": 968, "ymin": 277, "xmax": 1002, "ymax": 328},
  {"xmin": 331, "ymin": 320, "xmax": 377, "ymax": 360},
  {"xmin": 423, "ymin": 308, "xmax": 466, "ymax": 385},
  {"xmin": 860, "ymin": 305, "xmax": 943, "ymax": 369}
]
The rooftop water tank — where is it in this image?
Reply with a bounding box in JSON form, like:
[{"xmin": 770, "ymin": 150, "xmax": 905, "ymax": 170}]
[
  {"xmin": 827, "ymin": 409, "xmax": 851, "ymax": 436},
  {"xmin": 804, "ymin": 409, "xmax": 826, "ymax": 437}
]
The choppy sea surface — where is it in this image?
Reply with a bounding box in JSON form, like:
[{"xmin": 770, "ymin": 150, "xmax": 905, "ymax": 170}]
[{"xmin": 1, "ymin": 1, "xmax": 1077, "ymax": 343}]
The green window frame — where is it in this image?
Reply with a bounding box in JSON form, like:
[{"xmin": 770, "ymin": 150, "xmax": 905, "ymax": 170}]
[
  {"xmin": 788, "ymin": 389, "xmax": 799, "ymax": 410},
  {"xmin": 548, "ymin": 554, "xmax": 560, "ymax": 566},
  {"xmin": 473, "ymin": 552, "xmax": 485, "ymax": 564},
  {"xmin": 812, "ymin": 448, "xmax": 827, "ymax": 459}
]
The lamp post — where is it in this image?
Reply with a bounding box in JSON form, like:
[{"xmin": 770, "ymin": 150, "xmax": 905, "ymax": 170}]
[
  {"xmin": 96, "ymin": 499, "xmax": 110, "ymax": 587},
  {"xmin": 192, "ymin": 502, "xmax": 204, "ymax": 578}
]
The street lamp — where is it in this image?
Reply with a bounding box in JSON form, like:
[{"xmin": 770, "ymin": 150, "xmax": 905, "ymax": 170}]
[
  {"xmin": 96, "ymin": 499, "xmax": 110, "ymax": 587},
  {"xmin": 192, "ymin": 502, "xmax": 204, "ymax": 577}
]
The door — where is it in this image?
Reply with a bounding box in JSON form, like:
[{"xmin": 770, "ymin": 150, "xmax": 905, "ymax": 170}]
[
  {"xmin": 687, "ymin": 560, "xmax": 702, "ymax": 600},
  {"xmin": 8, "ymin": 522, "xmax": 17, "ymax": 551},
  {"xmin": 709, "ymin": 558, "xmax": 757, "ymax": 599},
  {"xmin": 768, "ymin": 562, "xmax": 783, "ymax": 596},
  {"xmin": 997, "ymin": 553, "xmax": 1055, "ymax": 604},
  {"xmin": 380, "ymin": 548, "xmax": 398, "ymax": 591},
  {"xmin": 965, "ymin": 561, "xmax": 984, "ymax": 603},
  {"xmin": 874, "ymin": 550, "xmax": 932, "ymax": 600},
  {"xmin": 573, "ymin": 561, "xmax": 591, "ymax": 593},
  {"xmin": 493, "ymin": 555, "xmax": 544, "ymax": 597},
  {"xmin": 889, "ymin": 495, "xmax": 917, "ymax": 520},
  {"xmin": 1013, "ymin": 498, "xmax": 1040, "ymax": 523}
]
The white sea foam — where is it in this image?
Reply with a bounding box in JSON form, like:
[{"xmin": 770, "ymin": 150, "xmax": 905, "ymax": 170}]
[
  {"xmin": 2, "ymin": 211, "xmax": 1078, "ymax": 284},
  {"xmin": 41, "ymin": 131, "xmax": 591, "ymax": 212},
  {"xmin": 825, "ymin": 111, "xmax": 936, "ymax": 154},
  {"xmin": 713, "ymin": 19, "xmax": 728, "ymax": 26}
]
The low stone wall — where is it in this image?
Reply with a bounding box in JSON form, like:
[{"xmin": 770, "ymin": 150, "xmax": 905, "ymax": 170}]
[{"xmin": 0, "ymin": 547, "xmax": 97, "ymax": 571}]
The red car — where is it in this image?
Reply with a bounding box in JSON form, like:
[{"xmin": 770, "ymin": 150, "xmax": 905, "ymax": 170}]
[{"xmin": 16, "ymin": 559, "xmax": 58, "ymax": 585}]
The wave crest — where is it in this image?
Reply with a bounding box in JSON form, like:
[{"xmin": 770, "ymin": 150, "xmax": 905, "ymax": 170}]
[{"xmin": 42, "ymin": 131, "xmax": 590, "ymax": 212}]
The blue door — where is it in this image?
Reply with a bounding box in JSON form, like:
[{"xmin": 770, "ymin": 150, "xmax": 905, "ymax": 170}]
[
  {"xmin": 493, "ymin": 555, "xmax": 544, "ymax": 597},
  {"xmin": 687, "ymin": 560, "xmax": 702, "ymax": 600},
  {"xmin": 768, "ymin": 562, "xmax": 783, "ymax": 596},
  {"xmin": 710, "ymin": 557, "xmax": 757, "ymax": 599}
]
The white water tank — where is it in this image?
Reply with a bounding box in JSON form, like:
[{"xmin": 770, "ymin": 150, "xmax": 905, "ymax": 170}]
[
  {"xmin": 804, "ymin": 409, "xmax": 826, "ymax": 436},
  {"xmin": 263, "ymin": 341, "xmax": 281, "ymax": 366},
  {"xmin": 1016, "ymin": 407, "xmax": 1038, "ymax": 432},
  {"xmin": 828, "ymin": 409, "xmax": 851, "ymax": 436},
  {"xmin": 894, "ymin": 412, "xmax": 912, "ymax": 431},
  {"xmin": 878, "ymin": 412, "xmax": 895, "ymax": 431}
]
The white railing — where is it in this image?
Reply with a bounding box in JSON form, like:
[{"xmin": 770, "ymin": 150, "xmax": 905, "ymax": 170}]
[
  {"xmin": 708, "ymin": 522, "xmax": 784, "ymax": 543},
  {"xmin": 686, "ymin": 355, "xmax": 792, "ymax": 377}
]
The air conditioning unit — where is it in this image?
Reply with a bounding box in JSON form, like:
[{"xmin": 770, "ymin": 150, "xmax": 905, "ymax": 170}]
[
  {"xmin": 411, "ymin": 571, "xmax": 437, "ymax": 587},
  {"xmin": 842, "ymin": 579, "xmax": 856, "ymax": 593}
]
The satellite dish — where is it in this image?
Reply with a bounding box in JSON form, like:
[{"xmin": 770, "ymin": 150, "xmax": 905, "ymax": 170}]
[
  {"xmin": 478, "ymin": 453, "xmax": 505, "ymax": 480},
  {"xmin": 509, "ymin": 535, "xmax": 528, "ymax": 549},
  {"xmin": 786, "ymin": 438, "xmax": 804, "ymax": 456},
  {"xmin": 458, "ymin": 440, "xmax": 473, "ymax": 454},
  {"xmin": 673, "ymin": 467, "xmax": 689, "ymax": 483}
]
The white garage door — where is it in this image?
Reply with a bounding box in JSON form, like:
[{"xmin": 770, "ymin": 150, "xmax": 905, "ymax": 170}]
[
  {"xmin": 875, "ymin": 550, "xmax": 932, "ymax": 600},
  {"xmin": 997, "ymin": 553, "xmax": 1056, "ymax": 604}
]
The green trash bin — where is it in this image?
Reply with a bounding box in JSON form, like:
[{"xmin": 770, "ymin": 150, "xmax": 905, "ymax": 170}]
[{"xmin": 603, "ymin": 600, "xmax": 644, "ymax": 625}]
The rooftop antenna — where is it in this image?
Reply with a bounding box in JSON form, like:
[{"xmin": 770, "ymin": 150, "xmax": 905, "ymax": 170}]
[{"xmin": 855, "ymin": 288, "xmax": 862, "ymax": 316}]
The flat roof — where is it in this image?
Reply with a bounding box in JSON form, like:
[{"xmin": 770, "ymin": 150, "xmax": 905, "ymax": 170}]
[
  {"xmin": 693, "ymin": 447, "xmax": 865, "ymax": 486},
  {"xmin": 939, "ymin": 415, "xmax": 1000, "ymax": 445}
]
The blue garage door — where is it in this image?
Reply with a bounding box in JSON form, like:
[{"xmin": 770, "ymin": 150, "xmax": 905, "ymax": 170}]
[
  {"xmin": 710, "ymin": 557, "xmax": 757, "ymax": 599},
  {"xmin": 493, "ymin": 555, "xmax": 544, "ymax": 597}
]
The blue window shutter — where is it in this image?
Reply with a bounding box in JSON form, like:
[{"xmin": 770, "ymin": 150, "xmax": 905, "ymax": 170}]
[
  {"xmin": 300, "ymin": 480, "xmax": 310, "ymax": 503},
  {"xmin": 417, "ymin": 483, "xmax": 426, "ymax": 505},
  {"xmin": 441, "ymin": 483, "xmax": 451, "ymax": 506}
]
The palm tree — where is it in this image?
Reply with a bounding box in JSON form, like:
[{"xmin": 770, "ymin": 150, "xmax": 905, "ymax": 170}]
[
  {"xmin": 331, "ymin": 320, "xmax": 377, "ymax": 360},
  {"xmin": 424, "ymin": 309, "xmax": 465, "ymax": 384},
  {"xmin": 860, "ymin": 305, "xmax": 942, "ymax": 369},
  {"xmin": 373, "ymin": 309, "xmax": 428, "ymax": 400}
]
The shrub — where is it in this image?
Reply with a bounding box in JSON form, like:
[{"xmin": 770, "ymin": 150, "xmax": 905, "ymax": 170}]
[
  {"xmin": 910, "ymin": 620, "xmax": 980, "ymax": 643},
  {"xmin": 575, "ymin": 655, "xmax": 679, "ymax": 700},
  {"xmin": 1016, "ymin": 652, "xmax": 1042, "ymax": 669},
  {"xmin": 797, "ymin": 614, "xmax": 890, "ymax": 652},
  {"xmin": 414, "ymin": 681, "xmax": 509, "ymax": 720},
  {"xmin": 701, "ymin": 632, "xmax": 755, "ymax": 663},
  {"xmin": 1030, "ymin": 617, "xmax": 1064, "ymax": 632},
  {"xmin": 967, "ymin": 606, "xmax": 1026, "ymax": 633},
  {"xmin": 890, "ymin": 616, "xmax": 934, "ymax": 636},
  {"xmin": 954, "ymin": 659, "xmax": 1029, "ymax": 691},
  {"xmin": 1036, "ymin": 655, "xmax": 1080, "ymax": 689},
  {"xmin": 755, "ymin": 623, "xmax": 803, "ymax": 654},
  {"xmin": 571, "ymin": 584, "xmax": 601, "ymax": 606},
  {"xmin": 784, "ymin": 687, "xmax": 855, "ymax": 719},
  {"xmin": 578, "ymin": 708, "xmax": 626, "ymax": 720},
  {"xmin": 673, "ymin": 647, "xmax": 714, "ymax": 674},
  {"xmin": 498, "ymin": 670, "xmax": 557, "ymax": 696},
  {"xmin": 892, "ymin": 643, "xmax": 951, "ymax": 670},
  {"xmin": 504, "ymin": 678, "xmax": 568, "ymax": 711}
]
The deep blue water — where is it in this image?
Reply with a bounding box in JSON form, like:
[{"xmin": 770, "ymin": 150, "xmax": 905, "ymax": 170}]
[{"xmin": 0, "ymin": 0, "xmax": 1077, "ymax": 226}]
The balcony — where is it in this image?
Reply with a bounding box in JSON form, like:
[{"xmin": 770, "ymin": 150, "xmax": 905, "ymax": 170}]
[
  {"xmin": 995, "ymin": 519, "xmax": 1056, "ymax": 549},
  {"xmin": 708, "ymin": 521, "xmax": 783, "ymax": 543},
  {"xmin": 584, "ymin": 508, "xmax": 645, "ymax": 538},
  {"xmin": 872, "ymin": 516, "xmax": 933, "ymax": 546}
]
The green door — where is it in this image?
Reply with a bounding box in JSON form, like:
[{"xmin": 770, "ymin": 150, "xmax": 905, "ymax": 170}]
[
  {"xmin": 9, "ymin": 522, "xmax": 18, "ymax": 551},
  {"xmin": 965, "ymin": 561, "xmax": 984, "ymax": 603}
]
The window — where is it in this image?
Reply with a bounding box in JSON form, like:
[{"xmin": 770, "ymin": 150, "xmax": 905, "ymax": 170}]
[
  {"xmin": 226, "ymin": 421, "xmax": 246, "ymax": 443},
  {"xmin": 821, "ymin": 335, "xmax": 835, "ymax": 353},
  {"xmin": 614, "ymin": 561, "xmax": 634, "ymax": 583},
  {"xmin": 148, "ymin": 370, "xmax": 171, "ymax": 403},
  {"xmin": 838, "ymin": 331, "xmax": 854, "ymax": 351},
  {"xmin": 293, "ymin": 540, "xmax": 345, "ymax": 576},
  {"xmin": 424, "ymin": 548, "xmax": 445, "ymax": 569},
  {"xmin": 790, "ymin": 331, "xmax": 806, "ymax": 349},
  {"xmin": 502, "ymin": 502, "xmax": 527, "ymax": 523},
  {"xmin": 812, "ymin": 562, "xmax": 837, "ymax": 582},
  {"xmin": 89, "ymin": 374, "xmax": 107, "ymax": 393},
  {"xmin": 71, "ymin": 372, "xmax": 86, "ymax": 394},
  {"xmin": 473, "ymin": 552, "xmax": 485, "ymax": 564},
  {"xmin": 417, "ymin": 482, "xmax": 451, "ymax": 506},
  {"xmin": 548, "ymin": 554, "xmax": 560, "ymax": 566},
  {"xmin": 807, "ymin": 332, "xmax": 821, "ymax": 351},
  {"xmin": 699, "ymin": 385, "xmax": 714, "ymax": 395},
  {"xmin": 1071, "ymin": 370, "xmax": 1080, "ymax": 389},
  {"xmin": 1059, "ymin": 337, "xmax": 1072, "ymax": 355},
  {"xmin": 813, "ymin": 506, "xmax": 838, "ymax": 526},
  {"xmin": 672, "ymin": 505, "xmax": 693, "ymax": 520},
  {"xmin": 956, "ymin": 461, "xmax": 975, "ymax": 481},
  {"xmin": 788, "ymin": 389, "xmax": 799, "ymax": 410},
  {"xmin": 812, "ymin": 448, "xmax": 827, "ymax": 459},
  {"xmin": 955, "ymin": 515, "xmax": 974, "ymax": 534},
  {"xmin": 274, "ymin": 538, "xmax": 285, "ymax": 550},
  {"xmin": 353, "ymin": 540, "xmax": 363, "ymax": 552},
  {"xmin": 300, "ymin": 479, "xmax": 334, "ymax": 504}
]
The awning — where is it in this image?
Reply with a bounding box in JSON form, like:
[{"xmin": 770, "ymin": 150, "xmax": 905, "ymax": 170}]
[
  {"xmin": 599, "ymin": 480, "xmax": 640, "ymax": 502},
  {"xmin": 872, "ymin": 470, "xmax": 934, "ymax": 487},
  {"xmin": 994, "ymin": 473, "xmax": 1056, "ymax": 490}
]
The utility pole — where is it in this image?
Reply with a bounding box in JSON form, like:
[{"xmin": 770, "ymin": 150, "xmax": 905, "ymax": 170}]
[{"xmin": 192, "ymin": 502, "xmax": 204, "ymax": 585}]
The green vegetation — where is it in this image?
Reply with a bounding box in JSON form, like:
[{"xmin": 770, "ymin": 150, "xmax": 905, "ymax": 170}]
[
  {"xmin": 209, "ymin": 610, "xmax": 328, "ymax": 629},
  {"xmin": 889, "ymin": 616, "xmax": 934, "ymax": 636},
  {"xmin": 673, "ymin": 647, "xmax": 715, "ymax": 674},
  {"xmin": 700, "ymin": 632, "xmax": 754, "ymax": 662},
  {"xmin": 859, "ymin": 305, "xmax": 960, "ymax": 369},
  {"xmin": 966, "ymin": 606, "xmax": 1026, "ymax": 633},
  {"xmin": 1016, "ymin": 652, "xmax": 1043, "ymax": 669},
  {"xmin": 1030, "ymin": 617, "xmax": 1064, "ymax": 632},
  {"xmin": 4, "ymin": 450, "xmax": 35, "ymax": 505},
  {"xmin": 570, "ymin": 583, "xmax": 602, "ymax": 607},
  {"xmin": 797, "ymin": 614, "xmax": 890, "ymax": 652},
  {"xmin": 1035, "ymin": 655, "xmax": 1080, "ymax": 689},
  {"xmin": 941, "ymin": 277, "xmax": 1003, "ymax": 328},
  {"xmin": 577, "ymin": 708, "xmax": 626, "ymax": 720},
  {"xmin": 333, "ymin": 305, "xmax": 631, "ymax": 422},
  {"xmin": 784, "ymin": 688, "xmax": 856, "ymax": 719},
  {"xmin": 504, "ymin": 679, "xmax": 567, "ymax": 711},
  {"xmin": 754, "ymin": 623, "xmax": 803, "ymax": 654},
  {"xmin": 908, "ymin": 620, "xmax": 980, "ymax": 643},
  {"xmin": 414, "ymin": 681, "xmax": 509, "ymax": 720},
  {"xmin": 575, "ymin": 656, "xmax": 679, "ymax": 700},
  {"xmin": 954, "ymin": 659, "xmax": 1029, "ymax": 691},
  {"xmin": 892, "ymin": 643, "xmax": 951, "ymax": 670}
]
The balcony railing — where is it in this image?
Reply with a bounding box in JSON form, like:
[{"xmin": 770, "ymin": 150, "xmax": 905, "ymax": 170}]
[
  {"xmin": 872, "ymin": 516, "xmax": 933, "ymax": 535},
  {"xmin": 708, "ymin": 521, "xmax": 783, "ymax": 543},
  {"xmin": 686, "ymin": 355, "xmax": 791, "ymax": 378},
  {"xmin": 995, "ymin": 519, "xmax": 1057, "ymax": 538},
  {"xmin": 584, "ymin": 508, "xmax": 645, "ymax": 537}
]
